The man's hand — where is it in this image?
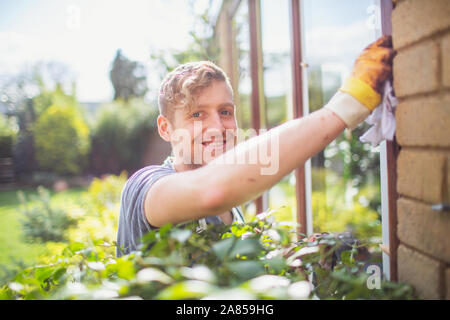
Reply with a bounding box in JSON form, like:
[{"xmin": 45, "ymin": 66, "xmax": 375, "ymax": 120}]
[
  {"xmin": 324, "ymin": 35, "xmax": 396, "ymax": 129},
  {"xmin": 340, "ymin": 35, "xmax": 396, "ymax": 111},
  {"xmin": 351, "ymin": 35, "xmax": 396, "ymax": 94}
]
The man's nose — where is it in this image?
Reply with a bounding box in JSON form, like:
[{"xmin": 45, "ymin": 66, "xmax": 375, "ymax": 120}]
[
  {"xmin": 204, "ymin": 112, "xmax": 225, "ymax": 138},
  {"xmin": 206, "ymin": 111, "xmax": 226, "ymax": 131}
]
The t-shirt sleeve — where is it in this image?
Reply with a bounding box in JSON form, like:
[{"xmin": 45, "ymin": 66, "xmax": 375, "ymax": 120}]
[{"xmin": 116, "ymin": 165, "xmax": 175, "ymax": 256}]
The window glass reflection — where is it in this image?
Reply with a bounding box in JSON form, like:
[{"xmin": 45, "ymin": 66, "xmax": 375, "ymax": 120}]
[
  {"xmin": 234, "ymin": 0, "xmax": 252, "ymax": 131},
  {"xmin": 261, "ymin": 0, "xmax": 296, "ymax": 224},
  {"xmin": 303, "ymin": 0, "xmax": 382, "ymax": 244}
]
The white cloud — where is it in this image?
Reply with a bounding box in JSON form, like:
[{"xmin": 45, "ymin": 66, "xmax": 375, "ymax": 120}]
[{"xmin": 304, "ymin": 19, "xmax": 378, "ymax": 66}]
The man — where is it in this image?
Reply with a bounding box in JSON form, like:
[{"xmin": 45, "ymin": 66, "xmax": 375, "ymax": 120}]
[{"xmin": 116, "ymin": 35, "xmax": 395, "ymax": 257}]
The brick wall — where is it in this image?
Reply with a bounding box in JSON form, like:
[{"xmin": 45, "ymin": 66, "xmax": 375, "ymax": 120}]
[{"xmin": 392, "ymin": 0, "xmax": 450, "ymax": 299}]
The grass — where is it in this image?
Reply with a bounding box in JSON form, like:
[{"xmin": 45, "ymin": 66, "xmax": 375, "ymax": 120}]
[{"xmin": 0, "ymin": 186, "xmax": 87, "ymax": 282}]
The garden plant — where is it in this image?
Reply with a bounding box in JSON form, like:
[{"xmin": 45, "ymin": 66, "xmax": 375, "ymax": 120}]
[{"xmin": 0, "ymin": 175, "xmax": 415, "ymax": 300}]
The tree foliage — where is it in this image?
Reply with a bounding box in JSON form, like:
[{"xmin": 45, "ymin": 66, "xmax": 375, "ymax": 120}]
[
  {"xmin": 18, "ymin": 187, "xmax": 76, "ymax": 243},
  {"xmin": 0, "ymin": 113, "xmax": 18, "ymax": 157},
  {"xmin": 0, "ymin": 206, "xmax": 415, "ymax": 300},
  {"xmin": 110, "ymin": 50, "xmax": 148, "ymax": 101},
  {"xmin": 90, "ymin": 98, "xmax": 158, "ymax": 175},
  {"xmin": 33, "ymin": 104, "xmax": 90, "ymax": 175},
  {"xmin": 150, "ymin": 0, "xmax": 220, "ymax": 75}
]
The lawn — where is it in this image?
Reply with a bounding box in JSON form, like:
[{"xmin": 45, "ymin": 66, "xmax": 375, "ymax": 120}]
[{"xmin": 0, "ymin": 186, "xmax": 87, "ymax": 282}]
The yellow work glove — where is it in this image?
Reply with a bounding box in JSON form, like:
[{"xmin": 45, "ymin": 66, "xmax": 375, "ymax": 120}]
[
  {"xmin": 325, "ymin": 35, "xmax": 396, "ymax": 129},
  {"xmin": 341, "ymin": 35, "xmax": 396, "ymax": 111}
]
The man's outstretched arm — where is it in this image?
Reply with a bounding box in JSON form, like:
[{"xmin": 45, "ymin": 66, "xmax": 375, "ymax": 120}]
[{"xmin": 145, "ymin": 35, "xmax": 395, "ymax": 227}]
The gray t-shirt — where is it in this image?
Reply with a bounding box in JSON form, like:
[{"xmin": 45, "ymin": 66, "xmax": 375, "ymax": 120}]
[{"xmin": 116, "ymin": 157, "xmax": 244, "ymax": 257}]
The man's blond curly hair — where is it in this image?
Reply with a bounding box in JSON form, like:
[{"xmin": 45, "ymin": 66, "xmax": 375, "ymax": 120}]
[{"xmin": 158, "ymin": 61, "xmax": 233, "ymax": 121}]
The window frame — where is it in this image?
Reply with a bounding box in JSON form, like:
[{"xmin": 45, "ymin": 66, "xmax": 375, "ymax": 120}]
[{"xmin": 217, "ymin": 0, "xmax": 399, "ymax": 281}]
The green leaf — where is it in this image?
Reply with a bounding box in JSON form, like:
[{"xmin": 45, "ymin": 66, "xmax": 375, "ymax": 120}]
[
  {"xmin": 113, "ymin": 259, "xmax": 136, "ymax": 280},
  {"xmin": 66, "ymin": 242, "xmax": 85, "ymax": 254},
  {"xmin": 52, "ymin": 267, "xmax": 67, "ymax": 282},
  {"xmin": 34, "ymin": 266, "xmax": 54, "ymax": 283},
  {"xmin": 229, "ymin": 239, "xmax": 262, "ymax": 259},
  {"xmin": 262, "ymin": 257, "xmax": 287, "ymax": 274},
  {"xmin": 213, "ymin": 238, "xmax": 262, "ymax": 261},
  {"xmin": 341, "ymin": 251, "xmax": 355, "ymax": 266},
  {"xmin": 158, "ymin": 224, "xmax": 173, "ymax": 238},
  {"xmin": 225, "ymin": 261, "xmax": 265, "ymax": 281},
  {"xmin": 155, "ymin": 280, "xmax": 214, "ymax": 300},
  {"xmin": 212, "ymin": 238, "xmax": 235, "ymax": 260},
  {"xmin": 141, "ymin": 230, "xmax": 157, "ymax": 245}
]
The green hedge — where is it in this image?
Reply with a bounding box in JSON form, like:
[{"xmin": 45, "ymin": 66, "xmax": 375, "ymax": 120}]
[
  {"xmin": 90, "ymin": 98, "xmax": 158, "ymax": 174},
  {"xmin": 0, "ymin": 214, "xmax": 415, "ymax": 300},
  {"xmin": 33, "ymin": 105, "xmax": 90, "ymax": 175},
  {"xmin": 0, "ymin": 114, "xmax": 18, "ymax": 158},
  {"xmin": 18, "ymin": 187, "xmax": 77, "ymax": 243}
]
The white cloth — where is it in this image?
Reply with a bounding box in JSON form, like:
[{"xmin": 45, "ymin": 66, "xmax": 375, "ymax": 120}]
[{"xmin": 359, "ymin": 81, "xmax": 398, "ymax": 146}]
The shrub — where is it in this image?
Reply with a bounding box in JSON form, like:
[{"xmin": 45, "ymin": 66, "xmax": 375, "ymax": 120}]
[
  {"xmin": 262, "ymin": 170, "xmax": 382, "ymax": 242},
  {"xmin": 90, "ymin": 98, "xmax": 158, "ymax": 174},
  {"xmin": 66, "ymin": 172, "xmax": 127, "ymax": 244},
  {"xmin": 309, "ymin": 168, "xmax": 381, "ymax": 241},
  {"xmin": 0, "ymin": 114, "xmax": 18, "ymax": 158},
  {"xmin": 18, "ymin": 186, "xmax": 77, "ymax": 243},
  {"xmin": 1, "ymin": 173, "xmax": 413, "ymax": 300},
  {"xmin": 32, "ymin": 84, "xmax": 79, "ymax": 117},
  {"xmin": 33, "ymin": 104, "xmax": 90, "ymax": 175},
  {"xmin": 312, "ymin": 189, "xmax": 381, "ymax": 241},
  {"xmin": 0, "ymin": 212, "xmax": 415, "ymax": 300}
]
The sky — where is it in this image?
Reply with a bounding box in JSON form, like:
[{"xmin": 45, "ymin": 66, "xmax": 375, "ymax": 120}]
[
  {"xmin": 258, "ymin": 0, "xmax": 379, "ymax": 96},
  {"xmin": 0, "ymin": 0, "xmax": 380, "ymax": 102},
  {"xmin": 0, "ymin": 0, "xmax": 217, "ymax": 102}
]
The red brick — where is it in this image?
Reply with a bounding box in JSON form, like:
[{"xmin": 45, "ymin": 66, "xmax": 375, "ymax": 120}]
[
  {"xmin": 392, "ymin": 0, "xmax": 450, "ymax": 49},
  {"xmin": 393, "ymin": 41, "xmax": 439, "ymax": 97},
  {"xmin": 442, "ymin": 33, "xmax": 450, "ymax": 88},
  {"xmin": 396, "ymin": 94, "xmax": 450, "ymax": 147},
  {"xmin": 397, "ymin": 198, "xmax": 450, "ymax": 264},
  {"xmin": 397, "ymin": 150, "xmax": 447, "ymax": 203},
  {"xmin": 398, "ymin": 244, "xmax": 442, "ymax": 299}
]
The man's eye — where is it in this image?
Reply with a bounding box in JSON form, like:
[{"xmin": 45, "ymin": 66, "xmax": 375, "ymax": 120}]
[
  {"xmin": 192, "ymin": 112, "xmax": 201, "ymax": 118},
  {"xmin": 221, "ymin": 110, "xmax": 232, "ymax": 116}
]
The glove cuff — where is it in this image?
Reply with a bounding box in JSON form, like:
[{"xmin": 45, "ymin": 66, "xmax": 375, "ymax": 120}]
[
  {"xmin": 324, "ymin": 91, "xmax": 370, "ymax": 130},
  {"xmin": 339, "ymin": 76, "xmax": 381, "ymax": 111}
]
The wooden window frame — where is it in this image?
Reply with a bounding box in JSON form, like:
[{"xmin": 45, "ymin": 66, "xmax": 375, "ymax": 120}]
[
  {"xmin": 379, "ymin": 0, "xmax": 399, "ymax": 282},
  {"xmin": 289, "ymin": 0, "xmax": 308, "ymax": 238}
]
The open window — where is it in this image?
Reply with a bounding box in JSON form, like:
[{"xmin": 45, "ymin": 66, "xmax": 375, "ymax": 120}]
[{"xmin": 215, "ymin": 0, "xmax": 398, "ymax": 281}]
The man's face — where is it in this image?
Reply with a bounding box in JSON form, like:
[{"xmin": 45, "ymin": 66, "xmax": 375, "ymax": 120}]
[{"xmin": 168, "ymin": 80, "xmax": 238, "ymax": 168}]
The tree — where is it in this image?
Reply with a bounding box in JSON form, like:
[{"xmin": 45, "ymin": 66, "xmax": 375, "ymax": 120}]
[
  {"xmin": 33, "ymin": 104, "xmax": 90, "ymax": 175},
  {"xmin": 109, "ymin": 50, "xmax": 148, "ymax": 101},
  {"xmin": 149, "ymin": 0, "xmax": 220, "ymax": 75},
  {"xmin": 0, "ymin": 61, "xmax": 76, "ymax": 177}
]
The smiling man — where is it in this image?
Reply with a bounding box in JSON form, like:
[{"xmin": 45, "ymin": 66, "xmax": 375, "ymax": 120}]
[{"xmin": 116, "ymin": 36, "xmax": 395, "ymax": 257}]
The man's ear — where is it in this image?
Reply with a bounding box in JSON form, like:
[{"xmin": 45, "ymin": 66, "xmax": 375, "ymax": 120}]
[{"xmin": 157, "ymin": 114, "xmax": 172, "ymax": 142}]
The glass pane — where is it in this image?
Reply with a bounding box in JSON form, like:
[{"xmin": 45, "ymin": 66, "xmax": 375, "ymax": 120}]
[
  {"xmin": 260, "ymin": 0, "xmax": 296, "ymax": 223},
  {"xmin": 234, "ymin": 0, "xmax": 252, "ymax": 131},
  {"xmin": 303, "ymin": 0, "xmax": 382, "ymax": 244},
  {"xmin": 233, "ymin": 0, "xmax": 256, "ymax": 218}
]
